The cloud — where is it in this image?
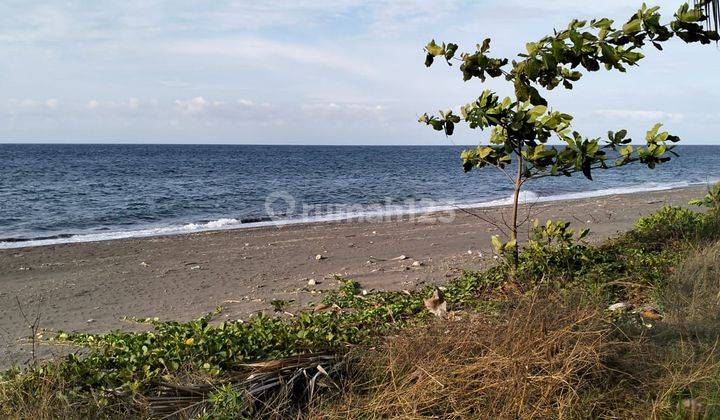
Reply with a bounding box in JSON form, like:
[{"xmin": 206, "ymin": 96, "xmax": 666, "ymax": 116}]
[
  {"xmin": 593, "ymin": 109, "xmax": 686, "ymax": 123},
  {"xmin": 6, "ymin": 98, "xmax": 60, "ymax": 110},
  {"xmin": 166, "ymin": 38, "xmax": 374, "ymax": 78}
]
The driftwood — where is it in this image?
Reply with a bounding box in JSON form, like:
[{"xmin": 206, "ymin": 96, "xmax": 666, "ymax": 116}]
[{"xmin": 145, "ymin": 352, "xmax": 344, "ymax": 419}]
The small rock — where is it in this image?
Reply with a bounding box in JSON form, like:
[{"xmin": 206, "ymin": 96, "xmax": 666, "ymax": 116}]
[
  {"xmin": 307, "ymin": 278, "xmax": 316, "ymax": 286},
  {"xmin": 86, "ymin": 319, "xmax": 95, "ymax": 324},
  {"xmin": 467, "ymin": 250, "xmax": 473, "ymax": 255},
  {"xmin": 372, "ymin": 231, "xmax": 377, "ymax": 235},
  {"xmin": 244, "ymin": 242, "xmax": 250, "ymax": 246},
  {"xmin": 139, "ymin": 261, "xmax": 149, "ymax": 267},
  {"xmin": 608, "ymin": 302, "xmax": 628, "ymax": 311},
  {"xmin": 315, "ymin": 254, "xmax": 324, "ymax": 261},
  {"xmin": 412, "ymin": 261, "xmax": 423, "ymax": 267},
  {"xmin": 393, "ymin": 255, "xmax": 408, "ymax": 260},
  {"xmin": 362, "ymin": 289, "xmax": 368, "ymax": 296}
]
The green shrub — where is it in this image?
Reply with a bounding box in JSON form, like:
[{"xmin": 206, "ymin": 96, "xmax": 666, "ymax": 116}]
[{"xmin": 634, "ymin": 205, "xmax": 704, "ymax": 244}]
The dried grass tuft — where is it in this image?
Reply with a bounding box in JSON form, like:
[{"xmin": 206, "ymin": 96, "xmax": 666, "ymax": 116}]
[{"xmin": 314, "ymin": 296, "xmax": 625, "ymax": 419}]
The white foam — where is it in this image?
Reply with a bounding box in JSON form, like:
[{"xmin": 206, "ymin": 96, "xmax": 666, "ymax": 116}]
[{"xmin": 0, "ymin": 180, "xmax": 709, "ymax": 249}]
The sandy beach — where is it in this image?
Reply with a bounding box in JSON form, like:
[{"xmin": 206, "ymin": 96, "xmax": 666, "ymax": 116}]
[{"xmin": 0, "ymin": 186, "xmax": 707, "ymax": 367}]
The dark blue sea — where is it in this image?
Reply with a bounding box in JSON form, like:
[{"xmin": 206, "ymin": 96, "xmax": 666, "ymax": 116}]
[{"xmin": 1, "ymin": 144, "xmax": 718, "ymax": 248}]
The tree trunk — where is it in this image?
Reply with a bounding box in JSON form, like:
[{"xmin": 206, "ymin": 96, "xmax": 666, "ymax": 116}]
[{"xmin": 510, "ymin": 153, "xmax": 523, "ymax": 271}]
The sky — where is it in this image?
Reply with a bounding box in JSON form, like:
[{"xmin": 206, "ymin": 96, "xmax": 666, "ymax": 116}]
[{"xmin": 1, "ymin": 0, "xmax": 719, "ymax": 145}]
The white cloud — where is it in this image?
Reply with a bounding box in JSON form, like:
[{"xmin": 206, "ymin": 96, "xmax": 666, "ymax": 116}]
[
  {"xmin": 166, "ymin": 38, "xmax": 374, "ymax": 78},
  {"xmin": 7, "ymin": 98, "xmax": 60, "ymax": 110},
  {"xmin": 593, "ymin": 109, "xmax": 686, "ymax": 123},
  {"xmin": 173, "ymin": 97, "xmax": 210, "ymax": 114}
]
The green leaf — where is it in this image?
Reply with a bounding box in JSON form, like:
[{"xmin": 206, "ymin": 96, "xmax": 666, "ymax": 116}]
[
  {"xmin": 425, "ymin": 39, "xmax": 444, "ymax": 56},
  {"xmin": 528, "ymin": 105, "xmax": 547, "ymax": 120},
  {"xmin": 622, "ymin": 18, "xmax": 642, "ymax": 34},
  {"xmin": 491, "ymin": 235, "xmax": 503, "ymax": 252}
]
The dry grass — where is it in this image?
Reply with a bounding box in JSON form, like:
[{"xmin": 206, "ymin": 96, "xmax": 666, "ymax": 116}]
[
  {"xmin": 312, "ymin": 296, "xmax": 633, "ymax": 419},
  {"xmin": 309, "ymin": 239, "xmax": 720, "ymax": 419}
]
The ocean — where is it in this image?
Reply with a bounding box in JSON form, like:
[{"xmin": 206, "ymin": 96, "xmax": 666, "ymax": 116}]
[{"xmin": 1, "ymin": 144, "xmax": 718, "ymax": 249}]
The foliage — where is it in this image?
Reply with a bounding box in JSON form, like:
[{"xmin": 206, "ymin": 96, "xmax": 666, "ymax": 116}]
[
  {"xmin": 634, "ymin": 205, "xmax": 705, "ymax": 243},
  {"xmin": 690, "ymin": 181, "xmax": 720, "ymax": 209},
  {"xmin": 420, "ymin": 2, "xmax": 718, "ymax": 265}
]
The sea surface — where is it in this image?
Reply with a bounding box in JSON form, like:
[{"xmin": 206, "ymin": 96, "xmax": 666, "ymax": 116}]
[{"xmin": 1, "ymin": 144, "xmax": 719, "ymax": 249}]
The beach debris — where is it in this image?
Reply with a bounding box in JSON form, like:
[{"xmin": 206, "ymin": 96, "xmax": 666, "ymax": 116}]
[
  {"xmin": 307, "ymin": 278, "xmax": 317, "ymax": 286},
  {"xmin": 313, "ymin": 303, "xmax": 340, "ymax": 313},
  {"xmin": 313, "ymin": 303, "xmax": 331, "ymax": 312},
  {"xmin": 244, "ymin": 242, "xmax": 250, "ymax": 246},
  {"xmin": 18, "ymin": 266, "xmax": 31, "ymax": 271},
  {"xmin": 424, "ymin": 287, "xmax": 447, "ymax": 318},
  {"xmin": 392, "ymin": 255, "xmax": 408, "ymax": 261},
  {"xmin": 607, "ymin": 302, "xmax": 629, "ymax": 312},
  {"xmin": 372, "ymin": 230, "xmax": 377, "ymax": 235},
  {"xmin": 467, "ymin": 250, "xmax": 473, "ymax": 255},
  {"xmin": 139, "ymin": 261, "xmax": 149, "ymax": 267},
  {"xmin": 640, "ymin": 306, "xmax": 663, "ymax": 321},
  {"xmin": 412, "ymin": 260, "xmax": 423, "ymax": 267},
  {"xmin": 189, "ymin": 265, "xmax": 201, "ymax": 270},
  {"xmin": 362, "ymin": 289, "xmax": 368, "ymax": 296},
  {"xmin": 86, "ymin": 319, "xmax": 96, "ymax": 324},
  {"xmin": 315, "ymin": 254, "xmax": 324, "ymax": 261}
]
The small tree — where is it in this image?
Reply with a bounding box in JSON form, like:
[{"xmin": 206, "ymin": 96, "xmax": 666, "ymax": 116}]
[{"xmin": 420, "ymin": 2, "xmax": 719, "ymax": 269}]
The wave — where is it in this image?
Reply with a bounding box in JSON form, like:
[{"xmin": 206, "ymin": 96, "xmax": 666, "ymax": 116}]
[{"xmin": 0, "ymin": 180, "xmax": 709, "ymax": 249}]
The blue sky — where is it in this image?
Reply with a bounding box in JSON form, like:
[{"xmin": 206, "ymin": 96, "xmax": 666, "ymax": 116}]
[{"xmin": 1, "ymin": 1, "xmax": 718, "ymax": 144}]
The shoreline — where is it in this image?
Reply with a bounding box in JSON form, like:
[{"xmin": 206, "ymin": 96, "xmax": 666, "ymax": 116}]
[
  {"xmin": 0, "ymin": 180, "xmax": 709, "ymax": 250},
  {"xmin": 0, "ymin": 185, "xmax": 708, "ymax": 367}
]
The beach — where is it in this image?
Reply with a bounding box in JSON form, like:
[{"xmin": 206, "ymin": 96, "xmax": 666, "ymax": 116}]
[{"xmin": 0, "ymin": 185, "xmax": 706, "ymax": 367}]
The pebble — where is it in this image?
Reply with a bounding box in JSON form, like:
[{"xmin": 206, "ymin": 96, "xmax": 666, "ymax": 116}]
[
  {"xmin": 315, "ymin": 254, "xmax": 324, "ymax": 260},
  {"xmin": 139, "ymin": 261, "xmax": 149, "ymax": 267},
  {"xmin": 412, "ymin": 261, "xmax": 423, "ymax": 267},
  {"xmin": 467, "ymin": 250, "xmax": 473, "ymax": 255},
  {"xmin": 307, "ymin": 278, "xmax": 316, "ymax": 286},
  {"xmin": 86, "ymin": 319, "xmax": 95, "ymax": 323}
]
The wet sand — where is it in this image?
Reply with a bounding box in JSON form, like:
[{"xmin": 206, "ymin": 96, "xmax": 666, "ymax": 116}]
[{"xmin": 0, "ymin": 186, "xmax": 707, "ymax": 367}]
